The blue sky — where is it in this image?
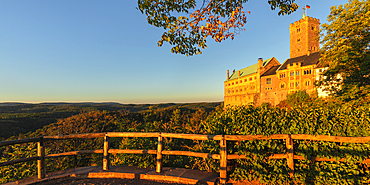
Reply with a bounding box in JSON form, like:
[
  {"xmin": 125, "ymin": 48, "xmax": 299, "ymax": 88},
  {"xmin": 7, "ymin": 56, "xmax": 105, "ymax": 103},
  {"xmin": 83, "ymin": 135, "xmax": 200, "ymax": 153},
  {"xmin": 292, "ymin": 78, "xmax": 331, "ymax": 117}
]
[{"xmin": 0, "ymin": 0, "xmax": 349, "ymax": 104}]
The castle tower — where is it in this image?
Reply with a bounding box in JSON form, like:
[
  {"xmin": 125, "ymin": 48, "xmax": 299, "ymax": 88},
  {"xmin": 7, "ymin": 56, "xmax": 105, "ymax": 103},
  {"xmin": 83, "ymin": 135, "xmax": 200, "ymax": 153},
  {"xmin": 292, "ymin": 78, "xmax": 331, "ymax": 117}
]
[{"xmin": 289, "ymin": 16, "xmax": 320, "ymax": 58}]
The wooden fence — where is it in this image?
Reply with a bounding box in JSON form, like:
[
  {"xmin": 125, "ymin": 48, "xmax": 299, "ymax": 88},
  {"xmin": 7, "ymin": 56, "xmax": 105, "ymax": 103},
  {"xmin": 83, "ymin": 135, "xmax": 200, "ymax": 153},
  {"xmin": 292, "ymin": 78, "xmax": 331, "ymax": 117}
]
[{"xmin": 1, "ymin": 132, "xmax": 370, "ymax": 184}]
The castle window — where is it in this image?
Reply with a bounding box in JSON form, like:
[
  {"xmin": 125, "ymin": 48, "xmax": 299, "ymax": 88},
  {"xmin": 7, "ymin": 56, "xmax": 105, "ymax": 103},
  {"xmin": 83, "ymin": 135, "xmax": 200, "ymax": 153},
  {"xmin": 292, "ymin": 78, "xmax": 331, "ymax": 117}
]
[
  {"xmin": 298, "ymin": 48, "xmax": 301, "ymax": 52},
  {"xmin": 232, "ymin": 82, "xmax": 234, "ymax": 85},
  {"xmin": 290, "ymin": 72, "xmax": 295, "ymax": 76},
  {"xmin": 297, "ymin": 38, "xmax": 301, "ymax": 42},
  {"xmin": 296, "ymin": 28, "xmax": 301, "ymax": 33},
  {"xmin": 266, "ymin": 78, "xmax": 272, "ymax": 84},
  {"xmin": 254, "ymin": 76, "xmax": 257, "ymax": 80},
  {"xmin": 311, "ymin": 25, "xmax": 316, "ymax": 31},
  {"xmin": 249, "ymin": 77, "xmax": 252, "ymax": 81},
  {"xmin": 228, "ymin": 90, "xmax": 230, "ymax": 93},
  {"xmin": 244, "ymin": 79, "xmax": 247, "ymax": 82},
  {"xmin": 295, "ymin": 82, "xmax": 300, "ymax": 87},
  {"xmin": 290, "ymin": 83, "xmax": 294, "ymax": 88},
  {"xmin": 280, "ymin": 73, "xmax": 286, "ymax": 78},
  {"xmin": 236, "ymin": 81, "xmax": 238, "ymax": 84},
  {"xmin": 280, "ymin": 83, "xmax": 286, "ymax": 89},
  {"xmin": 305, "ymin": 80, "xmax": 311, "ymax": 87},
  {"xmin": 240, "ymin": 80, "xmax": 242, "ymax": 83},
  {"xmin": 295, "ymin": 71, "xmax": 300, "ymax": 76}
]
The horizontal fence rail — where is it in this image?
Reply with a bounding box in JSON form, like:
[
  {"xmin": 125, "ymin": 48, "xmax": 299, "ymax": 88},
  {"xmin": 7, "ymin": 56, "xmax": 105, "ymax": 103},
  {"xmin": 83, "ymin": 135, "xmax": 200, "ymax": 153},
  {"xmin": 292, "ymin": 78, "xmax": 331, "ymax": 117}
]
[{"xmin": 1, "ymin": 132, "xmax": 370, "ymax": 184}]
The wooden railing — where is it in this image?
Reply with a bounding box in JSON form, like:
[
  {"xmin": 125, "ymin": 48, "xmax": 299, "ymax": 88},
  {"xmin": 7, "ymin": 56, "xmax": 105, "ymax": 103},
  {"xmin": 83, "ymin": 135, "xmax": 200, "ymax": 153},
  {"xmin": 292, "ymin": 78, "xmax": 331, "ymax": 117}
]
[{"xmin": 1, "ymin": 132, "xmax": 370, "ymax": 184}]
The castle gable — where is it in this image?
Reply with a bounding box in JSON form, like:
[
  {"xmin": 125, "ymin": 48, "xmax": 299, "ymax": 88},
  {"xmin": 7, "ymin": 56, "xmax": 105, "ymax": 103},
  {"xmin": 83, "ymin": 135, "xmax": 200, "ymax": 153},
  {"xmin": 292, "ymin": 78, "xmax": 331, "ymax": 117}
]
[
  {"xmin": 261, "ymin": 65, "xmax": 281, "ymax": 77},
  {"xmin": 262, "ymin": 57, "xmax": 274, "ymax": 67}
]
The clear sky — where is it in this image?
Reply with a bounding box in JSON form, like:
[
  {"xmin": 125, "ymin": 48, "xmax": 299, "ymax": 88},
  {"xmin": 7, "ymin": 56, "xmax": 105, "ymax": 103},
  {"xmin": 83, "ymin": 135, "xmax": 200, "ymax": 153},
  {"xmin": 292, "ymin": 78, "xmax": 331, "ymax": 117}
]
[{"xmin": 0, "ymin": 0, "xmax": 349, "ymax": 104}]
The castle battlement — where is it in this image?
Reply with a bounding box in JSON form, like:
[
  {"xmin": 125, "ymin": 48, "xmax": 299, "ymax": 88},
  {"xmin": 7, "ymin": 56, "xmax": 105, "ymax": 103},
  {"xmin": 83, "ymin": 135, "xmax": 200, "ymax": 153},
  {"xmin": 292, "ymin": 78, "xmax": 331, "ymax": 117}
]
[{"xmin": 289, "ymin": 16, "xmax": 320, "ymax": 27}]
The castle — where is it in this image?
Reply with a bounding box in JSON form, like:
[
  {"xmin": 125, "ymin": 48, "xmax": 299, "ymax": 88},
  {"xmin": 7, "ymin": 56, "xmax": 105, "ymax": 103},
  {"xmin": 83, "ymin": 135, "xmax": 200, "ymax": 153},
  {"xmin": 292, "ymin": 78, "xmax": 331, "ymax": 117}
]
[{"xmin": 224, "ymin": 16, "xmax": 327, "ymax": 107}]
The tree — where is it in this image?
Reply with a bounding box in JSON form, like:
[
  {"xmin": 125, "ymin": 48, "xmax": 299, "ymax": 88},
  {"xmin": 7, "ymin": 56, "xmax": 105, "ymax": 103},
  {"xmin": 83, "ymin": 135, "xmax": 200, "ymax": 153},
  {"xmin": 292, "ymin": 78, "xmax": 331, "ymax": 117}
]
[
  {"xmin": 285, "ymin": 90, "xmax": 311, "ymax": 106},
  {"xmin": 319, "ymin": 0, "xmax": 370, "ymax": 104},
  {"xmin": 137, "ymin": 0, "xmax": 298, "ymax": 56}
]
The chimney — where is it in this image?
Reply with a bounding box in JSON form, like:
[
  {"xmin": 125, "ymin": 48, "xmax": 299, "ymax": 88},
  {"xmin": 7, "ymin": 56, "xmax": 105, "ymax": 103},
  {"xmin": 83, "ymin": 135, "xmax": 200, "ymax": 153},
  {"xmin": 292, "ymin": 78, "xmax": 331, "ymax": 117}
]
[
  {"xmin": 227, "ymin": 70, "xmax": 229, "ymax": 80},
  {"xmin": 258, "ymin": 58, "xmax": 264, "ymax": 69},
  {"xmin": 233, "ymin": 69, "xmax": 235, "ymax": 73},
  {"xmin": 238, "ymin": 71, "xmax": 241, "ymax": 77}
]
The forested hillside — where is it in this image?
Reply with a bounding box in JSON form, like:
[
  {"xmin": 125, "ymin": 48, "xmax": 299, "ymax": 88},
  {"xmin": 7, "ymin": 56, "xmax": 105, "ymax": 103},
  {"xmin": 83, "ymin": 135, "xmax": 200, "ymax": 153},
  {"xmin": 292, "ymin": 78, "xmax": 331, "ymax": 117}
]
[{"xmin": 0, "ymin": 102, "xmax": 221, "ymax": 140}]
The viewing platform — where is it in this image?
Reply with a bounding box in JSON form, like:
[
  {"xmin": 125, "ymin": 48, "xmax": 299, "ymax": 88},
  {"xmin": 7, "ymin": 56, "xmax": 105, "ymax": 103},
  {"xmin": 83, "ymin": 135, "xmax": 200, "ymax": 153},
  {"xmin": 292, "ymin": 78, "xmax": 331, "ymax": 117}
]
[{"xmin": 4, "ymin": 166, "xmax": 219, "ymax": 185}]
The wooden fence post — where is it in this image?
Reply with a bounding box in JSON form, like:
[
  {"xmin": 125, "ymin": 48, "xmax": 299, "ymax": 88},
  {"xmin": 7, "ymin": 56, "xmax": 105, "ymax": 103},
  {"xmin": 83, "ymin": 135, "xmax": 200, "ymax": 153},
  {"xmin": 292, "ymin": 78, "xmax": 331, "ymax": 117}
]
[
  {"xmin": 286, "ymin": 134, "xmax": 294, "ymax": 177},
  {"xmin": 156, "ymin": 133, "xmax": 163, "ymax": 173},
  {"xmin": 220, "ymin": 135, "xmax": 227, "ymax": 184},
  {"xmin": 37, "ymin": 137, "xmax": 45, "ymax": 179},
  {"xmin": 103, "ymin": 134, "xmax": 110, "ymax": 171}
]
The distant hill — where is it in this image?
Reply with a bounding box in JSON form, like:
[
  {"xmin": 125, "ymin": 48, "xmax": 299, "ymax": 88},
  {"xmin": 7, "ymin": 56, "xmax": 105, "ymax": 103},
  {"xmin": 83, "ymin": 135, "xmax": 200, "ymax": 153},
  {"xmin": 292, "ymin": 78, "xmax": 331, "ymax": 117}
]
[
  {"xmin": 0, "ymin": 102, "xmax": 222, "ymax": 140},
  {"xmin": 0, "ymin": 103, "xmax": 27, "ymax": 106}
]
